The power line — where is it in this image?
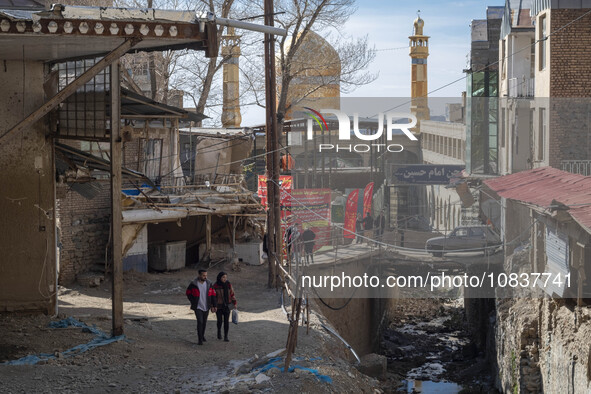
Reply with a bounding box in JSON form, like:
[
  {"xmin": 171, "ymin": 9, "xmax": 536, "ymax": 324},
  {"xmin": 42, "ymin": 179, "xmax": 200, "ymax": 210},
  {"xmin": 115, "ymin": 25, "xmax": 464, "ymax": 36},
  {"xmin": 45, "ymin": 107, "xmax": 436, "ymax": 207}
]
[{"xmin": 267, "ymin": 177, "xmax": 541, "ymax": 254}]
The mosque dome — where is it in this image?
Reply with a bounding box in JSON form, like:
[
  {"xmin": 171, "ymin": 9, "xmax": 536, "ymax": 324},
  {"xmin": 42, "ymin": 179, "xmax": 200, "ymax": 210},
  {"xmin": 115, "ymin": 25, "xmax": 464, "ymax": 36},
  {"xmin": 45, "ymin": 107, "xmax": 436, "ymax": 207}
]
[{"xmin": 278, "ymin": 30, "xmax": 341, "ymax": 119}]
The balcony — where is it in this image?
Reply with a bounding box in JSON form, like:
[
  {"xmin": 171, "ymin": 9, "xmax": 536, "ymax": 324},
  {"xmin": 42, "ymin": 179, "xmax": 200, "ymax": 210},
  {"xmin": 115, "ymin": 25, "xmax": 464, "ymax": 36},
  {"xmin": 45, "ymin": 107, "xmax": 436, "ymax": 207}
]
[
  {"xmin": 561, "ymin": 160, "xmax": 591, "ymax": 176},
  {"xmin": 508, "ymin": 77, "xmax": 534, "ymax": 98}
]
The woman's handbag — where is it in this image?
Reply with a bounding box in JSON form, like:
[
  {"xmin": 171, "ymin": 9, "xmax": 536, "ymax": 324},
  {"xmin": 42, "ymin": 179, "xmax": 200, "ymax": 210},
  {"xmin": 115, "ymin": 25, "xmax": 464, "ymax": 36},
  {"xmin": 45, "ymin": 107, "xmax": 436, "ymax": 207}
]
[
  {"xmin": 226, "ymin": 302, "xmax": 235, "ymax": 311},
  {"xmin": 232, "ymin": 308, "xmax": 239, "ymax": 324}
]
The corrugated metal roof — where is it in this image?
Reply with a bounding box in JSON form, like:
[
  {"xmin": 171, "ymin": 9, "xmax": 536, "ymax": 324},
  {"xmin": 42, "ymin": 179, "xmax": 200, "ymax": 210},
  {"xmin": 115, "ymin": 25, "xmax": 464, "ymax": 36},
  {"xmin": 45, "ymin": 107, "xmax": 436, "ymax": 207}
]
[
  {"xmin": 120, "ymin": 89, "xmax": 206, "ymax": 122},
  {"xmin": 0, "ymin": 0, "xmax": 44, "ymax": 10},
  {"xmin": 0, "ymin": 8, "xmax": 36, "ymax": 20},
  {"xmin": 484, "ymin": 167, "xmax": 591, "ymax": 233}
]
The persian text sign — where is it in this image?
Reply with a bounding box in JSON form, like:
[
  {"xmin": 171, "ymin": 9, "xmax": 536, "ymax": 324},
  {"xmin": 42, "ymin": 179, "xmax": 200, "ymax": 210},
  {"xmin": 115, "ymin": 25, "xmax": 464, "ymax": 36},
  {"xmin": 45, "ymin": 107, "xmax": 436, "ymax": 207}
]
[{"xmin": 393, "ymin": 165, "xmax": 465, "ymax": 185}]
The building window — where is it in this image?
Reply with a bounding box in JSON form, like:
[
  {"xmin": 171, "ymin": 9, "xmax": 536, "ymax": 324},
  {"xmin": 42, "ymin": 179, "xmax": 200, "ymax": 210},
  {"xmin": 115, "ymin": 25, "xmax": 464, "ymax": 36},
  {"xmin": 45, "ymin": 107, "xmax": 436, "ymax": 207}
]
[
  {"xmin": 501, "ymin": 39, "xmax": 506, "ymax": 79},
  {"xmin": 500, "ymin": 108, "xmax": 506, "ymax": 148},
  {"xmin": 530, "ymin": 38, "xmax": 536, "ymax": 78},
  {"xmin": 539, "ymin": 14, "xmax": 547, "ymax": 71},
  {"xmin": 538, "ymin": 108, "xmax": 546, "ymax": 161}
]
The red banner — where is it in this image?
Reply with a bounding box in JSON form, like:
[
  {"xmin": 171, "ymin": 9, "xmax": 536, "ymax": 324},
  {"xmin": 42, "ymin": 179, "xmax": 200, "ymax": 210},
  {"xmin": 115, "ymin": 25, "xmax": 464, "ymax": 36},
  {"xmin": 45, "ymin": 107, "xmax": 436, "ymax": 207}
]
[
  {"xmin": 344, "ymin": 189, "xmax": 359, "ymax": 239},
  {"xmin": 258, "ymin": 178, "xmax": 331, "ymax": 252},
  {"xmin": 363, "ymin": 182, "xmax": 375, "ymax": 216},
  {"xmin": 288, "ymin": 189, "xmax": 332, "ymax": 251},
  {"xmin": 257, "ymin": 175, "xmax": 292, "ymax": 209}
]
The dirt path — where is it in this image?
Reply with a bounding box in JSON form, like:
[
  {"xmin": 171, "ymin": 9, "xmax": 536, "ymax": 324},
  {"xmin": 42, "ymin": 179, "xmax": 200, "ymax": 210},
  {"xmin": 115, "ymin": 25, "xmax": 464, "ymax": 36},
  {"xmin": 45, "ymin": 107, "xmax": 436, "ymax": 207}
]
[{"xmin": 1, "ymin": 263, "xmax": 381, "ymax": 393}]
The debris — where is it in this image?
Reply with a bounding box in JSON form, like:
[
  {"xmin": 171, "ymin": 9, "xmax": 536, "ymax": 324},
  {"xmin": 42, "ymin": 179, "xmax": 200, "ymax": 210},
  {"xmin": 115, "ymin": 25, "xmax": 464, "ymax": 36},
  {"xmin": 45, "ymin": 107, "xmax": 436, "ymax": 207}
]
[
  {"xmin": 356, "ymin": 353, "xmax": 387, "ymax": 379},
  {"xmin": 76, "ymin": 272, "xmax": 104, "ymax": 287},
  {"xmin": 254, "ymin": 374, "xmax": 270, "ymax": 384}
]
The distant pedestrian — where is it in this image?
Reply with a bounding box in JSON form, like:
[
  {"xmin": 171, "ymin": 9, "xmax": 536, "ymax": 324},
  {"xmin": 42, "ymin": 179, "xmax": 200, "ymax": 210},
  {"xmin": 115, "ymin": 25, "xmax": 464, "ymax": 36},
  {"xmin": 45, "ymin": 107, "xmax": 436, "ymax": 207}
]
[
  {"xmin": 374, "ymin": 211, "xmax": 386, "ymax": 243},
  {"xmin": 302, "ymin": 226, "xmax": 316, "ymax": 265},
  {"xmin": 363, "ymin": 211, "xmax": 374, "ymax": 244},
  {"xmin": 355, "ymin": 214, "xmax": 364, "ymax": 244},
  {"xmin": 186, "ymin": 269, "xmax": 216, "ymax": 345},
  {"xmin": 213, "ymin": 272, "xmax": 237, "ymax": 342},
  {"xmin": 284, "ymin": 218, "xmax": 300, "ymax": 264}
]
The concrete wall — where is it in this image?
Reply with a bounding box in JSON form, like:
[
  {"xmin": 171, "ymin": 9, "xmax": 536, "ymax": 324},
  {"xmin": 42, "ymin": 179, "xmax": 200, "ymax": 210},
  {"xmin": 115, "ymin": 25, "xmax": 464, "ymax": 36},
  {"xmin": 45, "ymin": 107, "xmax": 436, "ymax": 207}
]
[
  {"xmin": 0, "ymin": 60, "xmax": 56, "ymax": 313},
  {"xmin": 304, "ymin": 257, "xmax": 398, "ymax": 356},
  {"xmin": 123, "ymin": 224, "xmax": 148, "ymax": 273},
  {"xmin": 424, "ymin": 184, "xmax": 463, "ymax": 234}
]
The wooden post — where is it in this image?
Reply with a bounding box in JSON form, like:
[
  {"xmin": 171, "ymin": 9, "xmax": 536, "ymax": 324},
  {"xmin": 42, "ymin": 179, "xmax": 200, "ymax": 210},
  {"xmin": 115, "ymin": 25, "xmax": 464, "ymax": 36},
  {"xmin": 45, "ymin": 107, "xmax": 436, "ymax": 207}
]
[
  {"xmin": 306, "ymin": 297, "xmax": 310, "ymax": 335},
  {"xmin": 264, "ymin": 0, "xmax": 279, "ymax": 288},
  {"xmin": 206, "ymin": 214, "xmax": 212, "ymax": 262},
  {"xmin": 110, "ymin": 61, "xmax": 124, "ymax": 337},
  {"xmin": 285, "ymin": 295, "xmax": 302, "ymax": 371}
]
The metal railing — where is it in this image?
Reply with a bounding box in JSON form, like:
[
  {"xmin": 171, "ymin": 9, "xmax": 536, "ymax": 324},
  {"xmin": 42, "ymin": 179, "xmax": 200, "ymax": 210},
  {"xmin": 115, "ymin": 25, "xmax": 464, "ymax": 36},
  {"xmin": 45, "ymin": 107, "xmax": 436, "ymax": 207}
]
[
  {"xmin": 561, "ymin": 160, "xmax": 591, "ymax": 176},
  {"xmin": 508, "ymin": 77, "xmax": 535, "ymax": 98}
]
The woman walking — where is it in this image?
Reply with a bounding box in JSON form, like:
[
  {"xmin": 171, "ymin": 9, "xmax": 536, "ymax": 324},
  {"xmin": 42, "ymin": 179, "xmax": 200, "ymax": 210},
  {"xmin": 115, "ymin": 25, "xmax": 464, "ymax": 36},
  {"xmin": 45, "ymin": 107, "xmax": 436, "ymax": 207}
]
[{"xmin": 213, "ymin": 271, "xmax": 237, "ymax": 342}]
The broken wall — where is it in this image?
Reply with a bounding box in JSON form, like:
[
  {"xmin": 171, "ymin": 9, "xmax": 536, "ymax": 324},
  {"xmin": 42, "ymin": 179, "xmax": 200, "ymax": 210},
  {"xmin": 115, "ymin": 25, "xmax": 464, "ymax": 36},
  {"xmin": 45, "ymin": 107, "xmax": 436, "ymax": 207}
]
[
  {"xmin": 0, "ymin": 60, "xmax": 56, "ymax": 313},
  {"xmin": 56, "ymin": 179, "xmax": 111, "ymax": 284}
]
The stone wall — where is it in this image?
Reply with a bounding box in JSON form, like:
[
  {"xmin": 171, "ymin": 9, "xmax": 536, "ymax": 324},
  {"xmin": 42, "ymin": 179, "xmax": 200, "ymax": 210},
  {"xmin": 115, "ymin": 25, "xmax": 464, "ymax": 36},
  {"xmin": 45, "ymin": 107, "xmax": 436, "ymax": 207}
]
[
  {"xmin": 495, "ymin": 297, "xmax": 591, "ymax": 393},
  {"xmin": 494, "ymin": 298, "xmax": 542, "ymax": 393}
]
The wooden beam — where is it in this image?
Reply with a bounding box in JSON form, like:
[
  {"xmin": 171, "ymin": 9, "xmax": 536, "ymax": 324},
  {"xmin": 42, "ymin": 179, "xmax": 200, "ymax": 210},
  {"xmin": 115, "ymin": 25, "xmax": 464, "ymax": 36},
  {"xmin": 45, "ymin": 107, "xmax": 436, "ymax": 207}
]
[
  {"xmin": 111, "ymin": 61, "xmax": 124, "ymax": 337},
  {"xmin": 1, "ymin": 38, "xmax": 140, "ymax": 143}
]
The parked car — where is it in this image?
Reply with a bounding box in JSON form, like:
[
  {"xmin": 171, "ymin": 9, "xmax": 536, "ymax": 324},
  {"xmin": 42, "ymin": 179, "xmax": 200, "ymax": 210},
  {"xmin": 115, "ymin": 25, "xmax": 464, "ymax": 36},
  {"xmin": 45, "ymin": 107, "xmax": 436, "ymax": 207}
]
[{"xmin": 425, "ymin": 225, "xmax": 501, "ymax": 257}]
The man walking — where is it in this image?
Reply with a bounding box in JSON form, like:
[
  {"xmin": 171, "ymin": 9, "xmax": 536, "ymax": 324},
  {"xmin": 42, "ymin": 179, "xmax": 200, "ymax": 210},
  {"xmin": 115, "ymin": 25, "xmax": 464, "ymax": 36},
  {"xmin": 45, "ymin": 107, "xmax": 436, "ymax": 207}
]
[
  {"xmin": 302, "ymin": 226, "xmax": 316, "ymax": 265},
  {"xmin": 355, "ymin": 213, "xmax": 364, "ymax": 244},
  {"xmin": 186, "ymin": 269, "xmax": 216, "ymax": 345}
]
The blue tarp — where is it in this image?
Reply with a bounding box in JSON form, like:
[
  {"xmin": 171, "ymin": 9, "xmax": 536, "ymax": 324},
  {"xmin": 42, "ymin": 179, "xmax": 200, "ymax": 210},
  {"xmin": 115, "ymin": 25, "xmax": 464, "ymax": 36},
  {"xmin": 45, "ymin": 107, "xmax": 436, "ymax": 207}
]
[
  {"xmin": 2, "ymin": 317, "xmax": 125, "ymax": 366},
  {"xmin": 254, "ymin": 356, "xmax": 332, "ymax": 384}
]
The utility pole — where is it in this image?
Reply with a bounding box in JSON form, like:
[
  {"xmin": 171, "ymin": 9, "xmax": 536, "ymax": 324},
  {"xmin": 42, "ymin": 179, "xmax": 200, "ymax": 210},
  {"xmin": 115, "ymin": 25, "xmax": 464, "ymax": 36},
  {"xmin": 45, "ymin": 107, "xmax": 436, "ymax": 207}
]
[
  {"xmin": 265, "ymin": 0, "xmax": 280, "ymax": 288},
  {"xmin": 110, "ymin": 61, "xmax": 123, "ymax": 336}
]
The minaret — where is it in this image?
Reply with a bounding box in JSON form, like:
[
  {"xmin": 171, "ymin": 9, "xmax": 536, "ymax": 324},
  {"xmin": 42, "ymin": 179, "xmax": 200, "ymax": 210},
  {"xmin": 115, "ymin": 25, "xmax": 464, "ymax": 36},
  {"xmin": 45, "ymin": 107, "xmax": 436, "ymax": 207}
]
[
  {"xmin": 221, "ymin": 27, "xmax": 242, "ymax": 127},
  {"xmin": 409, "ymin": 13, "xmax": 430, "ymax": 133}
]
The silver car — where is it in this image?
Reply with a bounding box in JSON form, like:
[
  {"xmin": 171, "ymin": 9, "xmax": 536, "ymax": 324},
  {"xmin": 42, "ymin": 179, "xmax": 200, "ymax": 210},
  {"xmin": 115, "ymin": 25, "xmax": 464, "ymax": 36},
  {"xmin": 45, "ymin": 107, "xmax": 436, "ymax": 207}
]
[{"xmin": 425, "ymin": 225, "xmax": 501, "ymax": 257}]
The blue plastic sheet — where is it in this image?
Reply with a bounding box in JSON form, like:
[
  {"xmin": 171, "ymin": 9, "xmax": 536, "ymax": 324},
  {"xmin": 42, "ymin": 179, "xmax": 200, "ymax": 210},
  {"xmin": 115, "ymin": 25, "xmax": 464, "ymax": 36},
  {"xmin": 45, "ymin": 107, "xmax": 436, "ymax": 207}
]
[
  {"xmin": 254, "ymin": 356, "xmax": 332, "ymax": 384},
  {"xmin": 2, "ymin": 317, "xmax": 125, "ymax": 366}
]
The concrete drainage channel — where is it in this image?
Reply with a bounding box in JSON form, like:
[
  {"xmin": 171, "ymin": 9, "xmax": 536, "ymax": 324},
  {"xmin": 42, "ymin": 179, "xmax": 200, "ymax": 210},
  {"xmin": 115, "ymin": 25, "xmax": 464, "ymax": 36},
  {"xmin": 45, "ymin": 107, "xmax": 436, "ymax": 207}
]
[{"xmin": 380, "ymin": 299, "xmax": 496, "ymax": 393}]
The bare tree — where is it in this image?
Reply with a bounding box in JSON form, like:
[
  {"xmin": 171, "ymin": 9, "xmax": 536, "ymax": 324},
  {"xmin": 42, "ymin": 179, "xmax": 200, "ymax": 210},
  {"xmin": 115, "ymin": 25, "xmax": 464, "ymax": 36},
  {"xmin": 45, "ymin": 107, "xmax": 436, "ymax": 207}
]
[
  {"xmin": 241, "ymin": 0, "xmax": 376, "ymax": 127},
  {"xmin": 115, "ymin": 0, "xmax": 240, "ymax": 118}
]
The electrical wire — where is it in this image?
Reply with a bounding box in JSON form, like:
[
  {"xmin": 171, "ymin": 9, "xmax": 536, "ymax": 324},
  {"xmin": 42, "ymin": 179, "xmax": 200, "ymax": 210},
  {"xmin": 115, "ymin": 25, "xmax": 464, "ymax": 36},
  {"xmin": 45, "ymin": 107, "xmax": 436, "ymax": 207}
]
[{"xmin": 267, "ymin": 177, "xmax": 543, "ymax": 254}]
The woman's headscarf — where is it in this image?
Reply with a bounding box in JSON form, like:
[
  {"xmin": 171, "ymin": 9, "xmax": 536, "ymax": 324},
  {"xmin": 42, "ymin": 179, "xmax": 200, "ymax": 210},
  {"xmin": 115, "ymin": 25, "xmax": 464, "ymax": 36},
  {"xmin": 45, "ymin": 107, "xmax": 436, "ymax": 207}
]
[{"xmin": 217, "ymin": 271, "xmax": 230, "ymax": 304}]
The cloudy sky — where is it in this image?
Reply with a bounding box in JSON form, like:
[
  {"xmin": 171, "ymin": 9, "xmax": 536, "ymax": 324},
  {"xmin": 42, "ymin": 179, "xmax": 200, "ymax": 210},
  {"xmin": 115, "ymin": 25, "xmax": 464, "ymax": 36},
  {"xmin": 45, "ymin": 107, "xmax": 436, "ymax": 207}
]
[{"xmin": 239, "ymin": 0, "xmax": 502, "ymax": 126}]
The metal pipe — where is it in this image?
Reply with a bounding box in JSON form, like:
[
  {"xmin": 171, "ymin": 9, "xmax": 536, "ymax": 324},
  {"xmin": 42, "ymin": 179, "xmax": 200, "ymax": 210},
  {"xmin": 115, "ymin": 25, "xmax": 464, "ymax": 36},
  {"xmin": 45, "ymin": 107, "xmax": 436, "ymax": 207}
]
[
  {"xmin": 215, "ymin": 16, "xmax": 287, "ymax": 36},
  {"xmin": 320, "ymin": 323, "xmax": 361, "ymax": 365}
]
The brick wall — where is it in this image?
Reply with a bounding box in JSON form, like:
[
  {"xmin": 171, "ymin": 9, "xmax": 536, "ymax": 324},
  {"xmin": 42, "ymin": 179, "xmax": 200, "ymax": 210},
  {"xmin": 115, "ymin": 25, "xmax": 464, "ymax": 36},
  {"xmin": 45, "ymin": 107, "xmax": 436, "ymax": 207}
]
[
  {"xmin": 548, "ymin": 10, "xmax": 591, "ymax": 168},
  {"xmin": 550, "ymin": 9, "xmax": 591, "ymax": 97},
  {"xmin": 56, "ymin": 180, "xmax": 111, "ymax": 284},
  {"xmin": 123, "ymin": 138, "xmax": 142, "ymax": 173}
]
